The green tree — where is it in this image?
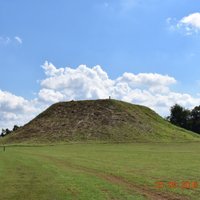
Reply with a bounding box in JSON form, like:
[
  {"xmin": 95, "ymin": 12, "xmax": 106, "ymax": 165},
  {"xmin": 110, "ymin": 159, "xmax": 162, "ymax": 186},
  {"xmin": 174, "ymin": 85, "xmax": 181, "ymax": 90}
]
[
  {"xmin": 190, "ymin": 106, "xmax": 200, "ymax": 133},
  {"xmin": 5, "ymin": 128, "xmax": 11, "ymax": 135},
  {"xmin": 168, "ymin": 104, "xmax": 190, "ymax": 129},
  {"xmin": 0, "ymin": 128, "xmax": 11, "ymax": 137},
  {"xmin": 0, "ymin": 129, "xmax": 6, "ymax": 137},
  {"xmin": 13, "ymin": 125, "xmax": 19, "ymax": 131}
]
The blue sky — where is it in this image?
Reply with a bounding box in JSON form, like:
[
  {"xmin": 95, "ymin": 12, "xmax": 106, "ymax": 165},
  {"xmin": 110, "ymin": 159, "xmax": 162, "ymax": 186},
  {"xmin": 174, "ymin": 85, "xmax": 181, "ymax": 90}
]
[{"xmin": 1, "ymin": 0, "xmax": 200, "ymax": 129}]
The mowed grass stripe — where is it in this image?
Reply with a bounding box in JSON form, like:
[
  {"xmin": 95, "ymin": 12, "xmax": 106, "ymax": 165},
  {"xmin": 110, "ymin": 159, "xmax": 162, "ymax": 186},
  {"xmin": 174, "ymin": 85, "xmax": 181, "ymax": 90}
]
[
  {"xmin": 0, "ymin": 146, "xmax": 146, "ymax": 200},
  {"xmin": 27, "ymin": 151, "xmax": 189, "ymax": 200}
]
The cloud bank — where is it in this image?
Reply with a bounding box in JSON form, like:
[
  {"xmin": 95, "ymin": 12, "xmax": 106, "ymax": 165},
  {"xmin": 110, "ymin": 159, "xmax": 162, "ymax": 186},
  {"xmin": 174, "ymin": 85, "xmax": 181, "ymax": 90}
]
[
  {"xmin": 0, "ymin": 90, "xmax": 40, "ymax": 130},
  {"xmin": 1, "ymin": 61, "xmax": 200, "ymax": 130}
]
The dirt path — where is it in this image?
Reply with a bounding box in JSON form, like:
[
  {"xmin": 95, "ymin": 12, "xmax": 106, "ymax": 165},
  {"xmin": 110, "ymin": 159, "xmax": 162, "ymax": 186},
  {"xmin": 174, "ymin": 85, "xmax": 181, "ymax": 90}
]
[{"xmin": 31, "ymin": 153, "xmax": 190, "ymax": 200}]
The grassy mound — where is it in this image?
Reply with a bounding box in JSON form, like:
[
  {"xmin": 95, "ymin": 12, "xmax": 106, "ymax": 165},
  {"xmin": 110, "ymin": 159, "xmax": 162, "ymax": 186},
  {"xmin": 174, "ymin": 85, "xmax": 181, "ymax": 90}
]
[{"xmin": 1, "ymin": 99, "xmax": 200, "ymax": 143}]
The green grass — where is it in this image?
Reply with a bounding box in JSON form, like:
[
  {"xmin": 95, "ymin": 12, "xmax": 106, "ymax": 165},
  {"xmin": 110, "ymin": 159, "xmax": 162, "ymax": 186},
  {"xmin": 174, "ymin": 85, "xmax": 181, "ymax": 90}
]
[{"xmin": 0, "ymin": 142, "xmax": 200, "ymax": 199}]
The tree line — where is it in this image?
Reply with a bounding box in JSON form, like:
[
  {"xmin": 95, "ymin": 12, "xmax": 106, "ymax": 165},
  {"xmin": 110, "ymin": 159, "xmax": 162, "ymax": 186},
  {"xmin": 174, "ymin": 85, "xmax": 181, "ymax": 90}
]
[
  {"xmin": 167, "ymin": 104, "xmax": 200, "ymax": 134},
  {"xmin": 0, "ymin": 125, "xmax": 20, "ymax": 137}
]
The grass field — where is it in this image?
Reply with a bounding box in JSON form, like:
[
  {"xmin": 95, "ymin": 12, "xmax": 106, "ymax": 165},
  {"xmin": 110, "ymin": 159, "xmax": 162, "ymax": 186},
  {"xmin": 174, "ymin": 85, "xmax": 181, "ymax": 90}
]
[{"xmin": 0, "ymin": 142, "xmax": 200, "ymax": 200}]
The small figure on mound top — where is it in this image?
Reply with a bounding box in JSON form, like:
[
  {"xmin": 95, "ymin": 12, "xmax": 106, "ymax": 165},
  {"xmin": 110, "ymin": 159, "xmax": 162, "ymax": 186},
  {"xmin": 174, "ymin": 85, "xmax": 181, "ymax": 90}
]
[{"xmin": 109, "ymin": 96, "xmax": 111, "ymax": 100}]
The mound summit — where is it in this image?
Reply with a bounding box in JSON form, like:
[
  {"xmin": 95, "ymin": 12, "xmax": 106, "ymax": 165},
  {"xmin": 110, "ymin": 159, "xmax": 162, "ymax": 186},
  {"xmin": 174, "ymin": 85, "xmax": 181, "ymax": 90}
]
[{"xmin": 2, "ymin": 99, "xmax": 200, "ymax": 143}]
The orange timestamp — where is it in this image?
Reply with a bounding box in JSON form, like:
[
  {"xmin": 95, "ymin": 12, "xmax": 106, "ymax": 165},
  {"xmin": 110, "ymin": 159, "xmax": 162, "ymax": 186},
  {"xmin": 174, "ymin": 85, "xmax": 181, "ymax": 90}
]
[{"xmin": 155, "ymin": 181, "xmax": 198, "ymax": 189}]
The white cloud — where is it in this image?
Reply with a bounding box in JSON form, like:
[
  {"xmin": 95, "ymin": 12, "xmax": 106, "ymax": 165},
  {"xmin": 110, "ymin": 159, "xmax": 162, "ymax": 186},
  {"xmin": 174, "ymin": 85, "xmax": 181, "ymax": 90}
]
[
  {"xmin": 40, "ymin": 62, "xmax": 113, "ymax": 100},
  {"xmin": 42, "ymin": 61, "xmax": 64, "ymax": 76},
  {"xmin": 14, "ymin": 36, "xmax": 22, "ymax": 44},
  {"xmin": 0, "ymin": 36, "xmax": 23, "ymax": 46},
  {"xmin": 168, "ymin": 13, "xmax": 200, "ymax": 35},
  {"xmin": 116, "ymin": 72, "xmax": 176, "ymax": 88},
  {"xmin": 0, "ymin": 90, "xmax": 42, "ymax": 130},
  {"xmin": 179, "ymin": 13, "xmax": 200, "ymax": 29},
  {"xmin": 0, "ymin": 90, "xmax": 36, "ymax": 113},
  {"xmin": 38, "ymin": 62, "xmax": 200, "ymax": 117},
  {"xmin": 38, "ymin": 89, "xmax": 65, "ymax": 103},
  {"xmin": 2, "ymin": 61, "xmax": 200, "ymax": 130}
]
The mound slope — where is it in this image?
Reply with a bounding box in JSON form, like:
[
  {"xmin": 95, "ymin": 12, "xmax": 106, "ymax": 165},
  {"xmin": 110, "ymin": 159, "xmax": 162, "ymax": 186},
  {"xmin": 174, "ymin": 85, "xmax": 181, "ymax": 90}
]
[{"xmin": 2, "ymin": 99, "xmax": 200, "ymax": 143}]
